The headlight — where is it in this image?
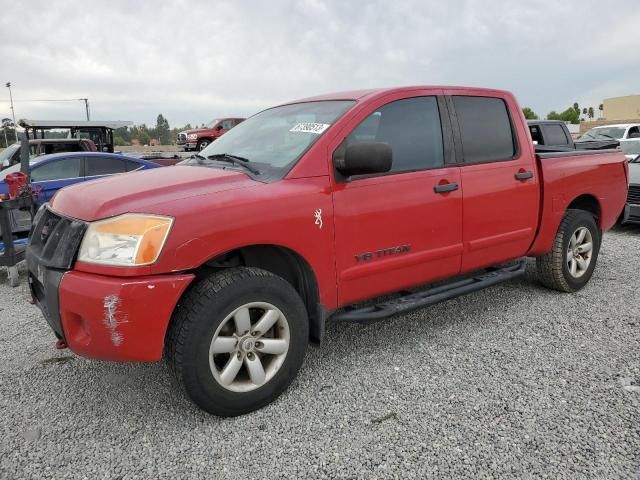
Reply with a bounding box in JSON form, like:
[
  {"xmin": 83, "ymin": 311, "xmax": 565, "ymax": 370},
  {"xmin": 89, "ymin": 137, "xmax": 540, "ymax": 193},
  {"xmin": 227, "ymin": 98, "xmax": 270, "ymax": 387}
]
[
  {"xmin": 187, "ymin": 133, "xmax": 198, "ymax": 140},
  {"xmin": 78, "ymin": 214, "xmax": 174, "ymax": 266}
]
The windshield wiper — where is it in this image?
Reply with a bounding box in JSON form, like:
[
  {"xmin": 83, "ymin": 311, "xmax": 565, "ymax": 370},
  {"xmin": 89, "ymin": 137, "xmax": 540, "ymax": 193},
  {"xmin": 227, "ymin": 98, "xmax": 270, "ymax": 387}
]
[
  {"xmin": 192, "ymin": 153, "xmax": 207, "ymax": 164},
  {"xmin": 207, "ymin": 153, "xmax": 260, "ymax": 175}
]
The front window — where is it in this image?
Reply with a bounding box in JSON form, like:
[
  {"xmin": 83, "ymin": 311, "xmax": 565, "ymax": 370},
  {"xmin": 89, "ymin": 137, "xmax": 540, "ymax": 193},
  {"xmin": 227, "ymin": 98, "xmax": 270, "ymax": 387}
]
[
  {"xmin": 205, "ymin": 119, "xmax": 220, "ymax": 128},
  {"xmin": 579, "ymin": 127, "xmax": 625, "ymax": 141},
  {"xmin": 189, "ymin": 100, "xmax": 355, "ymax": 175}
]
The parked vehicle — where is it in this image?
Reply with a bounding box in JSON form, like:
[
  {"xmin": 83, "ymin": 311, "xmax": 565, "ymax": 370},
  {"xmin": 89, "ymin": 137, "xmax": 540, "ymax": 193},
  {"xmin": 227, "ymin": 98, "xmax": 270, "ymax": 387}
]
[
  {"xmin": 26, "ymin": 86, "xmax": 628, "ymax": 417},
  {"xmin": 576, "ymin": 123, "xmax": 640, "ymax": 144},
  {"xmin": 622, "ymin": 156, "xmax": 640, "ymax": 224},
  {"xmin": 1, "ymin": 138, "xmax": 97, "ymax": 169},
  {"xmin": 18, "ymin": 119, "xmax": 133, "ymax": 153},
  {"xmin": 1, "ymin": 152, "xmax": 161, "ymax": 233},
  {"xmin": 177, "ymin": 118, "xmax": 245, "ymax": 151},
  {"xmin": 528, "ymin": 120, "xmax": 618, "ymax": 151},
  {"xmin": 620, "ymin": 139, "xmax": 640, "ymax": 162}
]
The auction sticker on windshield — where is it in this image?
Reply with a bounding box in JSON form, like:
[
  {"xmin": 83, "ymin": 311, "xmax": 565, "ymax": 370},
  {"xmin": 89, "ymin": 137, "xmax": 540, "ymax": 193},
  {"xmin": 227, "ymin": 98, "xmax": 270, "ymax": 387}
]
[{"xmin": 290, "ymin": 123, "xmax": 330, "ymax": 134}]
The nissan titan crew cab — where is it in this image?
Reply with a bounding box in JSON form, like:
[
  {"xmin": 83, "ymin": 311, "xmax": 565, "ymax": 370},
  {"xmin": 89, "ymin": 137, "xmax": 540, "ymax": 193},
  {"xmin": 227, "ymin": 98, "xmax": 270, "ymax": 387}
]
[{"xmin": 26, "ymin": 86, "xmax": 629, "ymax": 416}]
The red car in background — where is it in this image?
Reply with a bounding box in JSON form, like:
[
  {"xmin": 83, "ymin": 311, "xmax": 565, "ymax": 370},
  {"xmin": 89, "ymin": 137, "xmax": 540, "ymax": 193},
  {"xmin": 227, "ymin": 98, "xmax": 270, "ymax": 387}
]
[{"xmin": 177, "ymin": 117, "xmax": 244, "ymax": 151}]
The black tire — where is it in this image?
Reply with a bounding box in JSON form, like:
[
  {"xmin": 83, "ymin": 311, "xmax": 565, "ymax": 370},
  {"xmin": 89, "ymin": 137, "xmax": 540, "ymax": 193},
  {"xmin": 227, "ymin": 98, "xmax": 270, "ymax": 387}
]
[
  {"xmin": 536, "ymin": 209, "xmax": 601, "ymax": 292},
  {"xmin": 166, "ymin": 267, "xmax": 308, "ymax": 416},
  {"xmin": 196, "ymin": 139, "xmax": 210, "ymax": 151}
]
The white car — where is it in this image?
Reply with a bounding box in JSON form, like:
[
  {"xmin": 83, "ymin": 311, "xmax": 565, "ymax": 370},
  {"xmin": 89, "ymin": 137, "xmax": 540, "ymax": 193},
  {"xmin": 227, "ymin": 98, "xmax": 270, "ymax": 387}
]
[{"xmin": 577, "ymin": 123, "xmax": 640, "ymax": 142}]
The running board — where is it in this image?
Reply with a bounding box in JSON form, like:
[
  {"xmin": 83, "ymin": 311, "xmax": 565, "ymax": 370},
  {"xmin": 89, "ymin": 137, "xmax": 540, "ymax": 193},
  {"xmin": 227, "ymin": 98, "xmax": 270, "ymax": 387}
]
[{"xmin": 331, "ymin": 261, "xmax": 527, "ymax": 324}]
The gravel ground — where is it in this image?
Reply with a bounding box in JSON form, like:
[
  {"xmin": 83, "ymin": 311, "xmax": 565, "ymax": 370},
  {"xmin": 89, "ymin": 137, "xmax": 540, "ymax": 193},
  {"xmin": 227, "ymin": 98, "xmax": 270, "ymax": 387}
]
[{"xmin": 0, "ymin": 226, "xmax": 638, "ymax": 479}]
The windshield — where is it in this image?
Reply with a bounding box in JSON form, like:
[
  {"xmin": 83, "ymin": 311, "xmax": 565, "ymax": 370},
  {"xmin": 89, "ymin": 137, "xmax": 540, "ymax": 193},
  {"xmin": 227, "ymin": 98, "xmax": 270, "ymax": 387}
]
[
  {"xmin": 196, "ymin": 100, "xmax": 355, "ymax": 172},
  {"xmin": 2, "ymin": 159, "xmax": 40, "ymax": 175},
  {"xmin": 0, "ymin": 144, "xmax": 20, "ymax": 166},
  {"xmin": 205, "ymin": 119, "xmax": 220, "ymax": 128},
  {"xmin": 578, "ymin": 127, "xmax": 626, "ymax": 141}
]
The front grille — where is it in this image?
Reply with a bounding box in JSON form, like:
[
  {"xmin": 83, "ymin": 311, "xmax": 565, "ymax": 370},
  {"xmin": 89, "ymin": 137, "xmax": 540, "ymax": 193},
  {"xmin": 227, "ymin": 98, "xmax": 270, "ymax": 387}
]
[
  {"xmin": 28, "ymin": 206, "xmax": 87, "ymax": 270},
  {"xmin": 628, "ymin": 185, "xmax": 640, "ymax": 205}
]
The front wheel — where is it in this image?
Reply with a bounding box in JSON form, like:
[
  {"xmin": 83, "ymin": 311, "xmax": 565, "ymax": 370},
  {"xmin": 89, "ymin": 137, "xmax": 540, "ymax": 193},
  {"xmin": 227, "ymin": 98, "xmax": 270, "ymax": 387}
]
[
  {"xmin": 196, "ymin": 139, "xmax": 210, "ymax": 151},
  {"xmin": 166, "ymin": 267, "xmax": 308, "ymax": 416},
  {"xmin": 536, "ymin": 209, "xmax": 601, "ymax": 292}
]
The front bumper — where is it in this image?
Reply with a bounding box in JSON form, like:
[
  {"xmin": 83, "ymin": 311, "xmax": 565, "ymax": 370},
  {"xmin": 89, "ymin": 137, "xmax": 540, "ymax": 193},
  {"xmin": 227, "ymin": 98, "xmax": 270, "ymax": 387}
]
[
  {"xmin": 29, "ymin": 267, "xmax": 194, "ymax": 362},
  {"xmin": 177, "ymin": 141, "xmax": 197, "ymax": 150},
  {"xmin": 27, "ymin": 204, "xmax": 195, "ymax": 362},
  {"xmin": 622, "ymin": 203, "xmax": 640, "ymax": 224}
]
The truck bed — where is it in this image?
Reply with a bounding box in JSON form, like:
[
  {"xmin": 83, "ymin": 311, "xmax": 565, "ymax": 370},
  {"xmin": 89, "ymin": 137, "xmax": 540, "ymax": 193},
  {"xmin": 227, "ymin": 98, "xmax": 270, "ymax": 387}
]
[{"xmin": 527, "ymin": 149, "xmax": 628, "ymax": 256}]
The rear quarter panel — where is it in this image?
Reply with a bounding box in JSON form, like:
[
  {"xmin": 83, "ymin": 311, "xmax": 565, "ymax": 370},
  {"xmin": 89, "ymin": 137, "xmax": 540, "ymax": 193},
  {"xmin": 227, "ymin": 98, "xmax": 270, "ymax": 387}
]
[{"xmin": 527, "ymin": 151, "xmax": 628, "ymax": 256}]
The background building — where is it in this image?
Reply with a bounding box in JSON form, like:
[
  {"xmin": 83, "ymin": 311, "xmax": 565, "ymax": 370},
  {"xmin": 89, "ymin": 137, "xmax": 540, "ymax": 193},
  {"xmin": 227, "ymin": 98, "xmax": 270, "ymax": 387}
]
[
  {"xmin": 579, "ymin": 94, "xmax": 640, "ymax": 133},
  {"xmin": 603, "ymin": 95, "xmax": 640, "ymax": 121}
]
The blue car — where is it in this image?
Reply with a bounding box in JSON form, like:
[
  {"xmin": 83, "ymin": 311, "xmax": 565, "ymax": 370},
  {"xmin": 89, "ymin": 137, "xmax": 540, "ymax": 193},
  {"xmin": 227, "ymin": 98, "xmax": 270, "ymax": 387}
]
[
  {"xmin": 0, "ymin": 151, "xmax": 161, "ymax": 202},
  {"xmin": 0, "ymin": 152, "xmax": 161, "ymax": 234}
]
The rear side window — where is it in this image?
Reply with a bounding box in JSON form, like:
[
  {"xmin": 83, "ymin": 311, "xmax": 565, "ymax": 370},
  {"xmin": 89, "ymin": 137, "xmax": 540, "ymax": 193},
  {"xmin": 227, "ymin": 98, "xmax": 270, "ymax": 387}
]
[
  {"xmin": 125, "ymin": 160, "xmax": 142, "ymax": 172},
  {"xmin": 31, "ymin": 157, "xmax": 82, "ymax": 182},
  {"xmin": 85, "ymin": 156, "xmax": 127, "ymax": 176},
  {"xmin": 453, "ymin": 96, "xmax": 516, "ymax": 164},
  {"xmin": 543, "ymin": 124, "xmax": 569, "ymax": 146},
  {"xmin": 346, "ymin": 96, "xmax": 444, "ymax": 173}
]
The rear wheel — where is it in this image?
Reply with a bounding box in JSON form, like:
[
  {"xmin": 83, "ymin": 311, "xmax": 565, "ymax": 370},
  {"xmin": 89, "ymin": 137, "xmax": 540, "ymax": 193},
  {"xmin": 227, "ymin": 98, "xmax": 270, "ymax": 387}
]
[
  {"xmin": 536, "ymin": 209, "xmax": 601, "ymax": 292},
  {"xmin": 166, "ymin": 267, "xmax": 308, "ymax": 416}
]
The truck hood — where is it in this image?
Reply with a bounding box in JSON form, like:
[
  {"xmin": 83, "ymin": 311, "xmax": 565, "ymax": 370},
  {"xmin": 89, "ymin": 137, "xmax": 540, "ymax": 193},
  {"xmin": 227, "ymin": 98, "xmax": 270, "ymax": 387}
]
[
  {"xmin": 629, "ymin": 162, "xmax": 640, "ymax": 186},
  {"xmin": 182, "ymin": 128, "xmax": 211, "ymax": 135},
  {"xmin": 50, "ymin": 166, "xmax": 257, "ymax": 221}
]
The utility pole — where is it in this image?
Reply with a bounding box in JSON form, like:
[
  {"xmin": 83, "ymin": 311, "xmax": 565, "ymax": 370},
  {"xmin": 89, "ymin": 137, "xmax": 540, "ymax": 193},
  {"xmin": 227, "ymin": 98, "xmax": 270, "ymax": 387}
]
[
  {"xmin": 5, "ymin": 82, "xmax": 18, "ymax": 142},
  {"xmin": 81, "ymin": 98, "xmax": 90, "ymax": 120}
]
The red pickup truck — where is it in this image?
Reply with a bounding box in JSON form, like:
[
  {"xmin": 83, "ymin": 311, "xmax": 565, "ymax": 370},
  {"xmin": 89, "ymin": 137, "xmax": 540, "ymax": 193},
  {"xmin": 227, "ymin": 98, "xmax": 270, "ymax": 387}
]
[
  {"xmin": 26, "ymin": 86, "xmax": 628, "ymax": 416},
  {"xmin": 176, "ymin": 118, "xmax": 245, "ymax": 151}
]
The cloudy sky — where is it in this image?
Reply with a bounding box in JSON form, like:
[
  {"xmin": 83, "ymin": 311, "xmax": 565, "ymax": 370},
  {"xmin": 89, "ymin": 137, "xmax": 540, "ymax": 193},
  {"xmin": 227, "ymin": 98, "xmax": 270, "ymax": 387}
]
[{"xmin": 1, "ymin": 0, "xmax": 639, "ymax": 128}]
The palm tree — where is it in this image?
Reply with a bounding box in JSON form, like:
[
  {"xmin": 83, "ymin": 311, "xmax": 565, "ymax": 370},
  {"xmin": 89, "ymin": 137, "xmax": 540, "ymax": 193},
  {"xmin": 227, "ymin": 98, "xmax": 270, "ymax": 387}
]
[
  {"xmin": 598, "ymin": 104, "xmax": 604, "ymax": 119},
  {"xmin": 588, "ymin": 107, "xmax": 594, "ymax": 120}
]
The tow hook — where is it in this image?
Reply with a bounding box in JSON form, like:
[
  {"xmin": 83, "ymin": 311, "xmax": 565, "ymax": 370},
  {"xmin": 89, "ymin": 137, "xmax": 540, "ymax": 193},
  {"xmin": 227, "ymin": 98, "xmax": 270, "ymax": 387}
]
[{"xmin": 55, "ymin": 339, "xmax": 68, "ymax": 350}]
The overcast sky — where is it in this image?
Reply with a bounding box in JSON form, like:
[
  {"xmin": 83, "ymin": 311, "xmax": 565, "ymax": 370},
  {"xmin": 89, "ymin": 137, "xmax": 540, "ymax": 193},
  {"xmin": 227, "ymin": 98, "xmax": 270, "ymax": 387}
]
[{"xmin": 1, "ymin": 0, "xmax": 639, "ymax": 128}]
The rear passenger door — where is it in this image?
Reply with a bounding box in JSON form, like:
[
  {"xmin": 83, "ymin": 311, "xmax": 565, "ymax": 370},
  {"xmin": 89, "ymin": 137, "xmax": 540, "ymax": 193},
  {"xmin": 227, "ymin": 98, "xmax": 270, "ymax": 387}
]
[
  {"xmin": 332, "ymin": 93, "xmax": 463, "ymax": 305},
  {"xmin": 445, "ymin": 92, "xmax": 539, "ymax": 272},
  {"xmin": 83, "ymin": 155, "xmax": 128, "ymax": 181}
]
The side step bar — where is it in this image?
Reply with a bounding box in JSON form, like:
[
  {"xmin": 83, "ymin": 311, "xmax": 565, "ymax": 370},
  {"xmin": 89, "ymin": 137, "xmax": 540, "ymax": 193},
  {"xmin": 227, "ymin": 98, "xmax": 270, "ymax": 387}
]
[{"xmin": 331, "ymin": 260, "xmax": 527, "ymax": 324}]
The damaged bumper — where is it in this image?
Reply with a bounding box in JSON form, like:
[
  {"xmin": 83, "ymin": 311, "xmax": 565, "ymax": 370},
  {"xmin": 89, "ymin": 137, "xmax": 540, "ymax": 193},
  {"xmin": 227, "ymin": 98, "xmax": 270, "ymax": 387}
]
[
  {"xmin": 30, "ymin": 268, "xmax": 194, "ymax": 361},
  {"xmin": 27, "ymin": 204, "xmax": 195, "ymax": 362},
  {"xmin": 56, "ymin": 271, "xmax": 194, "ymax": 361}
]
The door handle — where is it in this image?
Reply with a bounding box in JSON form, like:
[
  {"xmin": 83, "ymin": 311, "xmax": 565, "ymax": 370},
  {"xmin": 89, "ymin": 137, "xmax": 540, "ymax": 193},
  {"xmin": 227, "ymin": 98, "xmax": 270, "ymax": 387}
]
[
  {"xmin": 515, "ymin": 171, "xmax": 534, "ymax": 180},
  {"xmin": 434, "ymin": 182, "xmax": 459, "ymax": 193}
]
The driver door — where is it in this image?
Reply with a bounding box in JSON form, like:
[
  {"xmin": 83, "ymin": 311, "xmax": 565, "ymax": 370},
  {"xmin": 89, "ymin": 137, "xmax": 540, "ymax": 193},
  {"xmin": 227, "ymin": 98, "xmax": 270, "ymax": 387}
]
[{"xmin": 331, "ymin": 92, "xmax": 463, "ymax": 306}]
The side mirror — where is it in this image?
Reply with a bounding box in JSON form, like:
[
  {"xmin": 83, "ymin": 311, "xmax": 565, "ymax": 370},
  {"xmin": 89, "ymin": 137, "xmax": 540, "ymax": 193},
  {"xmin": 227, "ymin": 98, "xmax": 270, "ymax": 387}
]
[
  {"xmin": 335, "ymin": 142, "xmax": 392, "ymax": 177},
  {"xmin": 628, "ymin": 132, "xmax": 640, "ymax": 139},
  {"xmin": 215, "ymin": 125, "xmax": 223, "ymax": 131}
]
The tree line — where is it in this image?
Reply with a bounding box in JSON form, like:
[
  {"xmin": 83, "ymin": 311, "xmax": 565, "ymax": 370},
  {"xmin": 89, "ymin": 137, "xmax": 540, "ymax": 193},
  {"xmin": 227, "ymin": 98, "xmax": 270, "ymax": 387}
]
[
  {"xmin": 0, "ymin": 114, "xmax": 205, "ymax": 148},
  {"xmin": 113, "ymin": 114, "xmax": 198, "ymax": 146},
  {"xmin": 522, "ymin": 103, "xmax": 604, "ymax": 124}
]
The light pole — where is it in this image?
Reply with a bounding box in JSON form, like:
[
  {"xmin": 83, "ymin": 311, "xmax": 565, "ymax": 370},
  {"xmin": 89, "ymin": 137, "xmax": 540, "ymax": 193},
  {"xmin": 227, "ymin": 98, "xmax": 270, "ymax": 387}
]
[
  {"xmin": 5, "ymin": 82, "xmax": 18, "ymax": 142},
  {"xmin": 81, "ymin": 98, "xmax": 90, "ymax": 120}
]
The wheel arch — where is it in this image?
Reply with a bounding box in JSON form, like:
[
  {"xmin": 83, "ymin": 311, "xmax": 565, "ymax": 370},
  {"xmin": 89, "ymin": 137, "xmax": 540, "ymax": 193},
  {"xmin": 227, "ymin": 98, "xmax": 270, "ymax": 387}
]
[
  {"xmin": 194, "ymin": 244, "xmax": 325, "ymax": 344},
  {"xmin": 566, "ymin": 194, "xmax": 601, "ymax": 226}
]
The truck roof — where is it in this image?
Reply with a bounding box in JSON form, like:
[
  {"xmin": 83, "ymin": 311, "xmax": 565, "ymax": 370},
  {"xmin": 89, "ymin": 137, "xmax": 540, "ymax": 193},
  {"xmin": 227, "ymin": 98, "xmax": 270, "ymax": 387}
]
[{"xmin": 288, "ymin": 85, "xmax": 513, "ymax": 104}]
